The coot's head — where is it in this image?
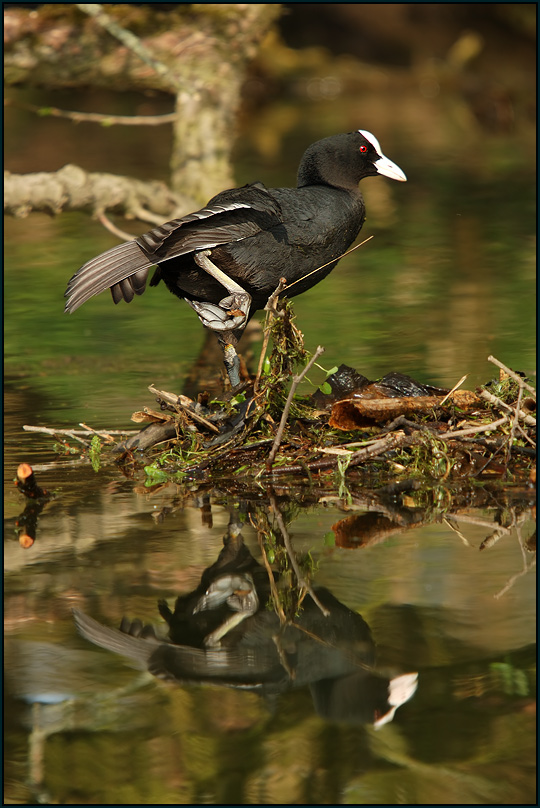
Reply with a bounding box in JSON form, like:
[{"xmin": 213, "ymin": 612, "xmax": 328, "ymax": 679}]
[{"xmin": 297, "ymin": 130, "xmax": 407, "ymax": 190}]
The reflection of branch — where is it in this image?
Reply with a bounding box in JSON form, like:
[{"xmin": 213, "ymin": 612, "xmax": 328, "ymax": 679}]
[
  {"xmin": 271, "ymin": 496, "xmax": 330, "ymax": 617},
  {"xmin": 444, "ymin": 513, "xmax": 512, "ymax": 534},
  {"xmin": 494, "ymin": 527, "xmax": 536, "ymax": 599},
  {"xmin": 254, "ymin": 523, "xmax": 286, "ymax": 624}
]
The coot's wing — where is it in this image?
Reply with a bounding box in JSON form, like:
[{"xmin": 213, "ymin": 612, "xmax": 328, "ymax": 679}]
[{"xmin": 64, "ymin": 184, "xmax": 281, "ymax": 312}]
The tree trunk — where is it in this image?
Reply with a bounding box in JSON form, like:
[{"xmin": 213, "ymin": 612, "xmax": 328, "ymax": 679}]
[{"xmin": 4, "ymin": 4, "xmax": 281, "ymax": 204}]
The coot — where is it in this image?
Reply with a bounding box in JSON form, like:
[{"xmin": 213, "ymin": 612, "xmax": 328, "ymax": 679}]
[{"xmin": 65, "ymin": 130, "xmax": 406, "ymax": 388}]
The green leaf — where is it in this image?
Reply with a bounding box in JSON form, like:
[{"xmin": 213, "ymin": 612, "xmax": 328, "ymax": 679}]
[
  {"xmin": 319, "ymin": 382, "xmax": 332, "ymax": 394},
  {"xmin": 143, "ymin": 465, "xmax": 170, "ymax": 485},
  {"xmin": 89, "ymin": 434, "xmax": 102, "ymax": 472}
]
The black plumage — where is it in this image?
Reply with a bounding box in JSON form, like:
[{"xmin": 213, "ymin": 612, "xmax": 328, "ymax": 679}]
[{"xmin": 65, "ymin": 130, "xmax": 406, "ymax": 387}]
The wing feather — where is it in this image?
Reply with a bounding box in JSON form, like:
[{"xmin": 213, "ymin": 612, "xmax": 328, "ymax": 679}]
[{"xmin": 65, "ymin": 187, "xmax": 282, "ymax": 312}]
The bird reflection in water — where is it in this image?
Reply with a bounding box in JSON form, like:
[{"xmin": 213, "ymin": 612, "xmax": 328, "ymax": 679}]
[{"xmin": 74, "ymin": 514, "xmax": 417, "ymax": 729}]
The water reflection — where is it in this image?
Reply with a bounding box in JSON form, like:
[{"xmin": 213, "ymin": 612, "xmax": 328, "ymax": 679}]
[
  {"xmin": 73, "ymin": 514, "xmax": 418, "ymax": 729},
  {"xmin": 5, "ymin": 467, "xmax": 535, "ymax": 803}
]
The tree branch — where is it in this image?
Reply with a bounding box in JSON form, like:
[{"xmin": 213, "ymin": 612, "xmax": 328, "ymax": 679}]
[
  {"xmin": 4, "ymin": 164, "xmax": 192, "ymax": 220},
  {"xmin": 4, "ymin": 98, "xmax": 178, "ymax": 127}
]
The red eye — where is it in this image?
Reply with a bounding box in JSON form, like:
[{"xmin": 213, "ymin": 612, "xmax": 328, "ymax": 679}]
[{"xmin": 359, "ymin": 144, "xmax": 368, "ymax": 153}]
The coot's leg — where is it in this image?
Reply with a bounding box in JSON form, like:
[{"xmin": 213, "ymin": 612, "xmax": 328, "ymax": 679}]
[
  {"xmin": 187, "ymin": 298, "xmax": 246, "ymax": 332},
  {"xmin": 217, "ymin": 331, "xmax": 242, "ymax": 390},
  {"xmin": 193, "ymin": 250, "xmax": 251, "ymax": 329}
]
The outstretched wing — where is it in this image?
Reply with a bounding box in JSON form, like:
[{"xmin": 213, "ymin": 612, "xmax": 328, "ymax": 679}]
[{"xmin": 65, "ymin": 184, "xmax": 282, "ymax": 313}]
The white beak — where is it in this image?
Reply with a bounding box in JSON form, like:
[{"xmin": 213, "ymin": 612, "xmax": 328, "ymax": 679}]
[{"xmin": 374, "ymin": 154, "xmax": 407, "ymax": 182}]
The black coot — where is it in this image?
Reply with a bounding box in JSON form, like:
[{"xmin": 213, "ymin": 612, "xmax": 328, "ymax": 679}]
[{"xmin": 65, "ymin": 130, "xmax": 406, "ymax": 388}]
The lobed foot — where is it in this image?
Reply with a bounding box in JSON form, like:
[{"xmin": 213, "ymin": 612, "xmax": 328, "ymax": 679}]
[{"xmin": 187, "ymin": 294, "xmax": 250, "ymax": 332}]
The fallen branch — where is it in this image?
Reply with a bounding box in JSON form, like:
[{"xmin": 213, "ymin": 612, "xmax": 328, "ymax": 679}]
[{"xmin": 4, "ymin": 164, "xmax": 189, "ymax": 220}]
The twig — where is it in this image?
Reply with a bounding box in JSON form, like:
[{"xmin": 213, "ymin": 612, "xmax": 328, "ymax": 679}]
[
  {"xmin": 148, "ymin": 385, "xmax": 220, "ymax": 434},
  {"xmin": 282, "ymin": 236, "xmax": 374, "ymax": 295},
  {"xmin": 77, "ymin": 4, "xmax": 184, "ymax": 92},
  {"xmin": 487, "ymin": 355, "xmax": 536, "ymax": 397},
  {"xmin": 78, "ymin": 423, "xmax": 116, "ymax": 443},
  {"xmin": 270, "ymin": 496, "xmax": 330, "ymax": 617},
  {"xmin": 272, "ymin": 631, "xmax": 296, "ymax": 680},
  {"xmin": 23, "ymin": 425, "xmax": 138, "ymax": 438},
  {"xmin": 21, "ymin": 458, "xmax": 92, "ymax": 471},
  {"xmin": 269, "ymin": 430, "xmax": 412, "ymax": 475},
  {"xmin": 254, "ymin": 278, "xmax": 288, "ymax": 393},
  {"xmin": 5, "ymin": 98, "xmax": 177, "ymax": 126},
  {"xmin": 439, "ymin": 374, "xmax": 468, "ymax": 406},
  {"xmin": 437, "ymin": 415, "xmax": 510, "ymax": 440},
  {"xmin": 267, "ymin": 346, "xmax": 325, "ymax": 468},
  {"xmin": 128, "ymin": 206, "xmax": 167, "ymax": 226},
  {"xmin": 507, "ymin": 384, "xmax": 525, "ymax": 468},
  {"xmin": 443, "ymin": 516, "xmax": 471, "ymax": 546},
  {"xmin": 22, "ymin": 425, "xmax": 90, "ymax": 447},
  {"xmin": 478, "ymin": 390, "xmax": 536, "ymax": 427}
]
